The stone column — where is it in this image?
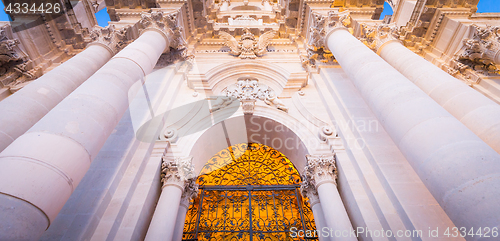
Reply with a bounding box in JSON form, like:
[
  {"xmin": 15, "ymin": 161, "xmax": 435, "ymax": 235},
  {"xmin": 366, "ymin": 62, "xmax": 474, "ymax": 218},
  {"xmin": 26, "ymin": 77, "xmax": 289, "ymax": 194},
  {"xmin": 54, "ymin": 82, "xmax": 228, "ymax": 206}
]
[
  {"xmin": 301, "ymin": 175, "xmax": 329, "ymax": 241},
  {"xmin": 361, "ymin": 24, "xmax": 500, "ymax": 154},
  {"xmin": 0, "ymin": 25, "xmax": 128, "ymax": 152},
  {"xmin": 0, "ymin": 11, "xmax": 183, "ymax": 240},
  {"xmin": 320, "ymin": 10, "xmax": 500, "ymax": 234},
  {"xmin": 172, "ymin": 178, "xmax": 198, "ymax": 241},
  {"xmin": 145, "ymin": 157, "xmax": 196, "ymax": 241},
  {"xmin": 303, "ymin": 154, "xmax": 356, "ymax": 241}
]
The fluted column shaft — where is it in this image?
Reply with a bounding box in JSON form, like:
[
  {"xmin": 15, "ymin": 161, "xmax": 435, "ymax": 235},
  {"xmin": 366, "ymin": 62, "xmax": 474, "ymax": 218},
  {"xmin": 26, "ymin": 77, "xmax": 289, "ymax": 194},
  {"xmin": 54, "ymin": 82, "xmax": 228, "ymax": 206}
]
[
  {"xmin": 172, "ymin": 194, "xmax": 191, "ymax": 241},
  {"xmin": 145, "ymin": 157, "xmax": 197, "ymax": 241},
  {"xmin": 0, "ymin": 44, "xmax": 113, "ymax": 152},
  {"xmin": 146, "ymin": 185, "xmax": 183, "ymax": 241},
  {"xmin": 0, "ymin": 29, "xmax": 168, "ymax": 240},
  {"xmin": 379, "ymin": 41, "xmax": 500, "ymax": 154},
  {"xmin": 308, "ymin": 193, "xmax": 329, "ymax": 241},
  {"xmin": 326, "ymin": 27, "xmax": 500, "ymax": 232},
  {"xmin": 303, "ymin": 155, "xmax": 356, "ymax": 241}
]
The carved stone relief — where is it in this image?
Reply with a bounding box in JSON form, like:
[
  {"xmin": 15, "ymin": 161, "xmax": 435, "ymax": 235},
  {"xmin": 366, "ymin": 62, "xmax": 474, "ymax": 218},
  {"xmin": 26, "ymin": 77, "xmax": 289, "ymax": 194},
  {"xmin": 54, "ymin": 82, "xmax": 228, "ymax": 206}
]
[
  {"xmin": 215, "ymin": 77, "xmax": 288, "ymax": 112},
  {"xmin": 0, "ymin": 26, "xmax": 40, "ymax": 92},
  {"xmin": 88, "ymin": 24, "xmax": 131, "ymax": 54},
  {"xmin": 219, "ymin": 28, "xmax": 276, "ymax": 59},
  {"xmin": 449, "ymin": 25, "xmax": 500, "ymax": 85}
]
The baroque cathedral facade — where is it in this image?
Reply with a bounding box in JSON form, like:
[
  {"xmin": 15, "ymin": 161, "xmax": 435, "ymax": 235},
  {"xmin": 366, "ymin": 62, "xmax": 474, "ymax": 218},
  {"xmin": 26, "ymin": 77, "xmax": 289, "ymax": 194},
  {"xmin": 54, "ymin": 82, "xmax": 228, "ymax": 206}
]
[{"xmin": 1, "ymin": 0, "xmax": 500, "ymax": 240}]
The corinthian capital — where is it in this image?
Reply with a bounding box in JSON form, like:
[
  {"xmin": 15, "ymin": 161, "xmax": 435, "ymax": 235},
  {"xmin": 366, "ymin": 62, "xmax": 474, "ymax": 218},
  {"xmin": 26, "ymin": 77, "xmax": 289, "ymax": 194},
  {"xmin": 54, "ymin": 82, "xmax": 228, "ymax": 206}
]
[
  {"xmin": 451, "ymin": 25, "xmax": 500, "ymax": 78},
  {"xmin": 160, "ymin": 156, "xmax": 195, "ymax": 190},
  {"xmin": 359, "ymin": 23, "xmax": 401, "ymax": 53},
  {"xmin": 139, "ymin": 10, "xmax": 187, "ymax": 50},
  {"xmin": 458, "ymin": 25, "xmax": 500, "ymax": 65},
  {"xmin": 307, "ymin": 10, "xmax": 352, "ymax": 49},
  {"xmin": 303, "ymin": 154, "xmax": 337, "ymax": 188},
  {"xmin": 88, "ymin": 25, "xmax": 130, "ymax": 55}
]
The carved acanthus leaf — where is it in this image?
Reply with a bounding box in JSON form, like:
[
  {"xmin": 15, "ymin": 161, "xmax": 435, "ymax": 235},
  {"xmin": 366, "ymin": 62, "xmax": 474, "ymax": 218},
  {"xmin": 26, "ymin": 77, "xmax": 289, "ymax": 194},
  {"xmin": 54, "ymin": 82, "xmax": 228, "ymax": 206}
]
[
  {"xmin": 307, "ymin": 10, "xmax": 352, "ymax": 50},
  {"xmin": 139, "ymin": 10, "xmax": 187, "ymax": 51},
  {"xmin": 160, "ymin": 156, "xmax": 195, "ymax": 189},
  {"xmin": 451, "ymin": 25, "xmax": 500, "ymax": 79},
  {"xmin": 359, "ymin": 23, "xmax": 401, "ymax": 51},
  {"xmin": 303, "ymin": 154, "xmax": 337, "ymax": 188},
  {"xmin": 89, "ymin": 25, "xmax": 130, "ymax": 54}
]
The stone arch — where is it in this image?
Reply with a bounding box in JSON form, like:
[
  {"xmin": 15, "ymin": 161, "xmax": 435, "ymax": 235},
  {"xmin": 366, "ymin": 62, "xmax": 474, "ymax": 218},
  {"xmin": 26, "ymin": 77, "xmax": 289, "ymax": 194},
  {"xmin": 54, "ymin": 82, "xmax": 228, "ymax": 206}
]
[{"xmin": 173, "ymin": 110, "xmax": 325, "ymax": 175}]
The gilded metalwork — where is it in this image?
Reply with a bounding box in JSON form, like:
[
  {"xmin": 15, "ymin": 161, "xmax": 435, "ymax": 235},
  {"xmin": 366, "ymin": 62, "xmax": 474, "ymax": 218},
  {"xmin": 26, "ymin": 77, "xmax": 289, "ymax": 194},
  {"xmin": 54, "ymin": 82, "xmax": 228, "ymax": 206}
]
[{"xmin": 183, "ymin": 143, "xmax": 316, "ymax": 241}]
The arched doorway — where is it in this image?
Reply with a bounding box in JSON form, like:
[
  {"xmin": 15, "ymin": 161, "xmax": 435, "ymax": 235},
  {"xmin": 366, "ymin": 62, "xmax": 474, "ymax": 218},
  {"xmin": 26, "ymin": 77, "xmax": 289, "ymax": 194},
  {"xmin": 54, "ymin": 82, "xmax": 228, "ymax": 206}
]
[{"xmin": 182, "ymin": 143, "xmax": 316, "ymax": 240}]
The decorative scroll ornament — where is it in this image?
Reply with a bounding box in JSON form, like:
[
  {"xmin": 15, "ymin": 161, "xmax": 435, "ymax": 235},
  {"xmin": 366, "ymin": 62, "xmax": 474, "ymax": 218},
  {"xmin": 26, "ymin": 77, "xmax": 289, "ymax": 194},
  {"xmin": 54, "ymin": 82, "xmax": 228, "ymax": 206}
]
[
  {"xmin": 139, "ymin": 10, "xmax": 187, "ymax": 51},
  {"xmin": 359, "ymin": 23, "xmax": 401, "ymax": 52},
  {"xmin": 163, "ymin": 128, "xmax": 178, "ymax": 143},
  {"xmin": 303, "ymin": 154, "xmax": 337, "ymax": 188},
  {"xmin": 219, "ymin": 77, "xmax": 288, "ymax": 112},
  {"xmin": 89, "ymin": 25, "xmax": 130, "ymax": 54},
  {"xmin": 219, "ymin": 28, "xmax": 276, "ymax": 59},
  {"xmin": 318, "ymin": 125, "xmax": 335, "ymax": 141},
  {"xmin": 160, "ymin": 156, "xmax": 195, "ymax": 189},
  {"xmin": 448, "ymin": 25, "xmax": 500, "ymax": 85},
  {"xmin": 0, "ymin": 26, "xmax": 40, "ymax": 92}
]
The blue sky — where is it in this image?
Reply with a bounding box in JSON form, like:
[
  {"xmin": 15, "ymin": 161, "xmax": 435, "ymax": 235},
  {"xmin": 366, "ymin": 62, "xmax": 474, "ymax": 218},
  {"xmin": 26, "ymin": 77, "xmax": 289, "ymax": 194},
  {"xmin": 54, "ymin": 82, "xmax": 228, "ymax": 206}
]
[
  {"xmin": 1, "ymin": 1, "xmax": 499, "ymax": 26},
  {"xmin": 95, "ymin": 8, "xmax": 111, "ymax": 27}
]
